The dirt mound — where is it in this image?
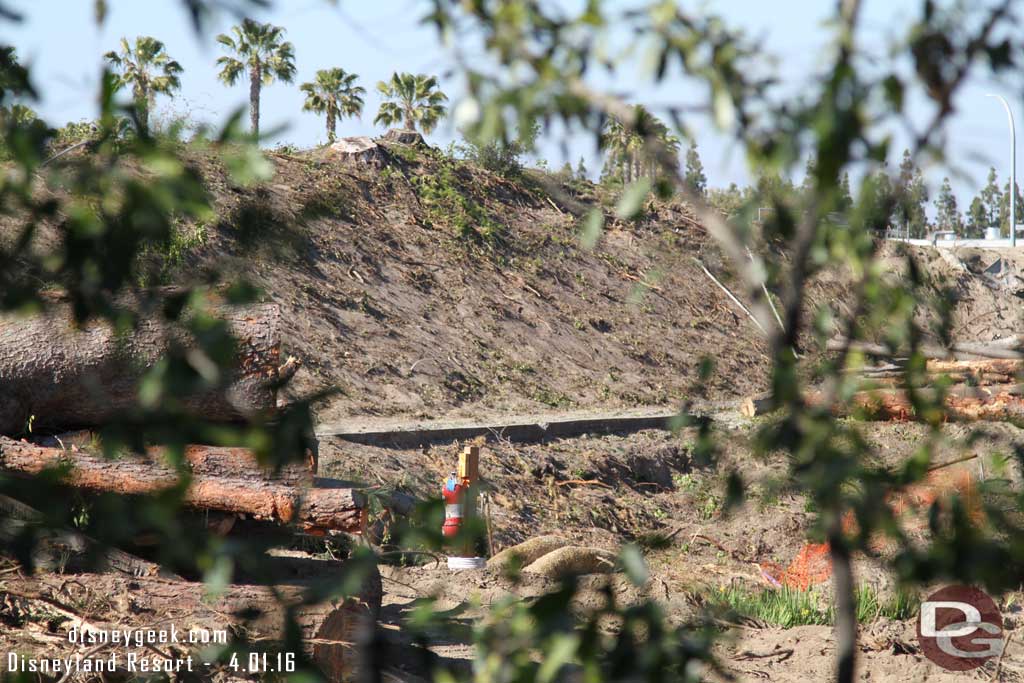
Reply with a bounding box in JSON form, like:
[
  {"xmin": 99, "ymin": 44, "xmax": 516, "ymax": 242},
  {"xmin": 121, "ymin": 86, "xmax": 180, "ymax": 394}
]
[
  {"xmin": 876, "ymin": 241, "xmax": 1024, "ymax": 342},
  {"xmin": 523, "ymin": 546, "xmax": 617, "ymax": 577},
  {"xmin": 145, "ymin": 141, "xmax": 786, "ymax": 423},
  {"xmin": 487, "ymin": 535, "xmax": 568, "ymax": 570}
]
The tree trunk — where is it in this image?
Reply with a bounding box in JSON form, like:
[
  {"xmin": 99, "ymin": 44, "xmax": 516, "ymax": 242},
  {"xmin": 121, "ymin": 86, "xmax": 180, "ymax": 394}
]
[
  {"xmin": 250, "ymin": 63, "xmax": 261, "ymax": 137},
  {"xmin": 29, "ymin": 432, "xmax": 315, "ymax": 486},
  {"xmin": 0, "ymin": 493, "xmax": 179, "ymax": 578},
  {"xmin": 0, "ymin": 302, "xmax": 294, "ymax": 435},
  {"xmin": 327, "ymin": 104, "xmax": 336, "ymax": 143},
  {"xmin": 0, "ymin": 437, "xmax": 364, "ymax": 533},
  {"xmin": 134, "ymin": 84, "xmax": 150, "ymax": 136},
  {"xmin": 0, "ymin": 567, "xmax": 382, "ymax": 681},
  {"xmin": 404, "ymin": 106, "xmax": 415, "ymax": 131}
]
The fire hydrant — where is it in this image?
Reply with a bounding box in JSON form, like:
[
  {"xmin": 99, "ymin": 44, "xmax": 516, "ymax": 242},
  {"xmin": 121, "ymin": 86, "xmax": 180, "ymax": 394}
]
[
  {"xmin": 441, "ymin": 471, "xmax": 465, "ymax": 539},
  {"xmin": 442, "ymin": 445, "xmax": 486, "ymax": 570}
]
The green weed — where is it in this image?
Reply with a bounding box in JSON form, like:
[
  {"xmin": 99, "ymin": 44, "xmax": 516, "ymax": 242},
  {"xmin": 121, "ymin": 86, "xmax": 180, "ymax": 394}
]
[
  {"xmin": 709, "ymin": 584, "xmax": 919, "ymax": 628},
  {"xmin": 411, "ymin": 157, "xmax": 502, "ymax": 242}
]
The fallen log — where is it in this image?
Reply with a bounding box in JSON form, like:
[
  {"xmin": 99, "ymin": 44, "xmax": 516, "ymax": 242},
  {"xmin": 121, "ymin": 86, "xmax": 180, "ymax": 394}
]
[
  {"xmin": 0, "ymin": 303, "xmax": 298, "ymax": 435},
  {"xmin": 842, "ymin": 385, "xmax": 1024, "ymax": 421},
  {"xmin": 827, "ymin": 337, "xmax": 1024, "ymax": 360},
  {"xmin": 33, "ymin": 433, "xmax": 316, "ymax": 487},
  {"xmin": 0, "ymin": 566, "xmax": 382, "ymax": 681},
  {"xmin": 853, "ymin": 359, "xmax": 1022, "ymax": 387},
  {"xmin": 923, "ymin": 359, "xmax": 1024, "ymax": 375},
  {"xmin": 741, "ymin": 385, "xmax": 1024, "ymax": 421},
  {"xmin": 0, "ymin": 494, "xmax": 178, "ymax": 578},
  {"xmin": 0, "ymin": 437, "xmax": 364, "ymax": 533}
]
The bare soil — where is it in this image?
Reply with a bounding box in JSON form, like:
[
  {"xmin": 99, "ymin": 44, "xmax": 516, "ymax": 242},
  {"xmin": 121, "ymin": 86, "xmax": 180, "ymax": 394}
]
[{"xmin": 321, "ymin": 419, "xmax": 1024, "ymax": 681}]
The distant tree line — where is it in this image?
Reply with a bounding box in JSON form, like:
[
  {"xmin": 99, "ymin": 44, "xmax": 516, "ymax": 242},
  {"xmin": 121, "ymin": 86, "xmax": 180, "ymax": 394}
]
[
  {"xmin": 694, "ymin": 144, "xmax": 1020, "ymax": 239},
  {"xmin": 24, "ymin": 20, "xmax": 1013, "ymax": 232}
]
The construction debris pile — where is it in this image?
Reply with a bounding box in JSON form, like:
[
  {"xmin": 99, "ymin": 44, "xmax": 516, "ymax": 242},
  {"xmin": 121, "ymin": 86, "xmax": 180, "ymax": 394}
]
[{"xmin": 0, "ymin": 301, "xmax": 379, "ymax": 681}]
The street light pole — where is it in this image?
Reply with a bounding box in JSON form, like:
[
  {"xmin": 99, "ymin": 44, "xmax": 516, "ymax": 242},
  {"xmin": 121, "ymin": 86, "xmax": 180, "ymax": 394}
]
[{"xmin": 988, "ymin": 93, "xmax": 1016, "ymax": 246}]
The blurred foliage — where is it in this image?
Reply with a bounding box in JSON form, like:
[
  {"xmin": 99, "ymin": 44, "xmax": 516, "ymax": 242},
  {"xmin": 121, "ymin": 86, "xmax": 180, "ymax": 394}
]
[
  {"xmin": 1, "ymin": 1, "xmax": 1024, "ymax": 682},
  {"xmin": 0, "ymin": 4, "xmax": 367, "ymax": 683},
  {"xmin": 423, "ymin": 0, "xmax": 1024, "ymax": 681}
]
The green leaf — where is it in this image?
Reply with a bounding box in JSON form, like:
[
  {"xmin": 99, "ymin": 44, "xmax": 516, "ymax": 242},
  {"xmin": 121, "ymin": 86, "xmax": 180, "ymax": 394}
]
[
  {"xmin": 882, "ymin": 75, "xmax": 903, "ymax": 112},
  {"xmin": 618, "ymin": 544, "xmax": 649, "ymax": 586},
  {"xmin": 537, "ymin": 632, "xmax": 579, "ymax": 683},
  {"xmin": 615, "ymin": 178, "xmax": 652, "ymax": 219},
  {"xmin": 224, "ymin": 144, "xmax": 273, "ymax": 185},
  {"xmin": 580, "ymin": 208, "xmax": 604, "ymax": 249},
  {"xmin": 712, "ymin": 87, "xmax": 736, "ymax": 129}
]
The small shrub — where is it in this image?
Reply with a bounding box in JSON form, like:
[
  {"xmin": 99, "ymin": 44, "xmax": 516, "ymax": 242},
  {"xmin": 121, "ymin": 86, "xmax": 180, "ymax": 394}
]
[
  {"xmin": 411, "ymin": 157, "xmax": 502, "ymax": 242},
  {"xmin": 457, "ymin": 120, "xmax": 538, "ymax": 178}
]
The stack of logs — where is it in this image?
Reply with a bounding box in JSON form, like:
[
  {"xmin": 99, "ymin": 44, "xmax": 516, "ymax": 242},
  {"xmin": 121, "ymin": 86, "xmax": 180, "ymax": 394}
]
[
  {"xmin": 742, "ymin": 335, "xmax": 1024, "ymax": 421},
  {"xmin": 0, "ymin": 301, "xmax": 379, "ymax": 681}
]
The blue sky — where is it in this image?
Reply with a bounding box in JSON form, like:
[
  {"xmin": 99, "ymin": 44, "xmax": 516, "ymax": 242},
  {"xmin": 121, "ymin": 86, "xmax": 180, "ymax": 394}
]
[{"xmin": 1, "ymin": 1, "xmax": 1020, "ymax": 212}]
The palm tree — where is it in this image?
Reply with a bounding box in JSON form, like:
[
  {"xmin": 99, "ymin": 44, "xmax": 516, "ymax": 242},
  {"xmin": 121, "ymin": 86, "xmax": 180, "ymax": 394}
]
[
  {"xmin": 103, "ymin": 36, "xmax": 182, "ymax": 134},
  {"xmin": 374, "ymin": 72, "xmax": 447, "ymax": 134},
  {"xmin": 300, "ymin": 68, "xmax": 365, "ymax": 143},
  {"xmin": 215, "ymin": 19, "xmax": 296, "ymax": 137},
  {"xmin": 600, "ymin": 105, "xmax": 679, "ymax": 183}
]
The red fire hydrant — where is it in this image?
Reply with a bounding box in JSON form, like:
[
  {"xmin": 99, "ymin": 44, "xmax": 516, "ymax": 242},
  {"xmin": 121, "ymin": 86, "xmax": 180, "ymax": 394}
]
[
  {"xmin": 442, "ymin": 446, "xmax": 485, "ymax": 570},
  {"xmin": 441, "ymin": 471, "xmax": 464, "ymax": 539}
]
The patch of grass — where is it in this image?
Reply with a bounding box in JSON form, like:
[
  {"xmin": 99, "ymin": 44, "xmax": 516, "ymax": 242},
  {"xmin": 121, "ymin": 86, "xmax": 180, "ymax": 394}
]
[
  {"xmin": 411, "ymin": 157, "xmax": 502, "ymax": 242},
  {"xmin": 534, "ymin": 387, "xmax": 573, "ymax": 408},
  {"xmin": 709, "ymin": 584, "xmax": 919, "ymax": 628},
  {"xmin": 854, "ymin": 585, "xmax": 920, "ymax": 622},
  {"xmin": 137, "ymin": 218, "xmax": 210, "ymax": 285},
  {"xmin": 673, "ymin": 473, "xmax": 697, "ymax": 492},
  {"xmin": 712, "ymin": 585, "xmax": 831, "ymax": 627}
]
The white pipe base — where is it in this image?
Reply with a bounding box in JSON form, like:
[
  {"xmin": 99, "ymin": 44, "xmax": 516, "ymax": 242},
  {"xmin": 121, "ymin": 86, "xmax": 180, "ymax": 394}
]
[{"xmin": 447, "ymin": 556, "xmax": 486, "ymax": 570}]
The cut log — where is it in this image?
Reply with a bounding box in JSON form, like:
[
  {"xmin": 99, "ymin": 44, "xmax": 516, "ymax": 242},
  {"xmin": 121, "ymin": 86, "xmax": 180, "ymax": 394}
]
[
  {"xmin": 853, "ymin": 359, "xmax": 1022, "ymax": 387},
  {"xmin": 923, "ymin": 359, "xmax": 1024, "ymax": 375},
  {"xmin": 0, "ymin": 566, "xmax": 382, "ymax": 681},
  {"xmin": 160, "ymin": 444, "xmax": 315, "ymax": 486},
  {"xmin": 0, "ymin": 303, "xmax": 294, "ymax": 435},
  {"xmin": 32, "ymin": 433, "xmax": 316, "ymax": 486},
  {"xmin": 0, "ymin": 494, "xmax": 179, "ymax": 578},
  {"xmin": 827, "ymin": 337, "xmax": 1024, "ymax": 360},
  {"xmin": 842, "ymin": 385, "xmax": 1024, "ymax": 421},
  {"xmin": 740, "ymin": 392, "xmax": 773, "ymax": 418},
  {"xmin": 35, "ymin": 431, "xmax": 317, "ymax": 486},
  {"xmin": 741, "ymin": 385, "xmax": 1024, "ymax": 421},
  {"xmin": 0, "ymin": 437, "xmax": 364, "ymax": 533}
]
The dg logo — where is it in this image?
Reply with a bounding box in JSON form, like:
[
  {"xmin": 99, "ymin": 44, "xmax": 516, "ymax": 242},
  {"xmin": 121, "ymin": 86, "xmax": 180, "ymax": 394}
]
[{"xmin": 917, "ymin": 585, "xmax": 1003, "ymax": 671}]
